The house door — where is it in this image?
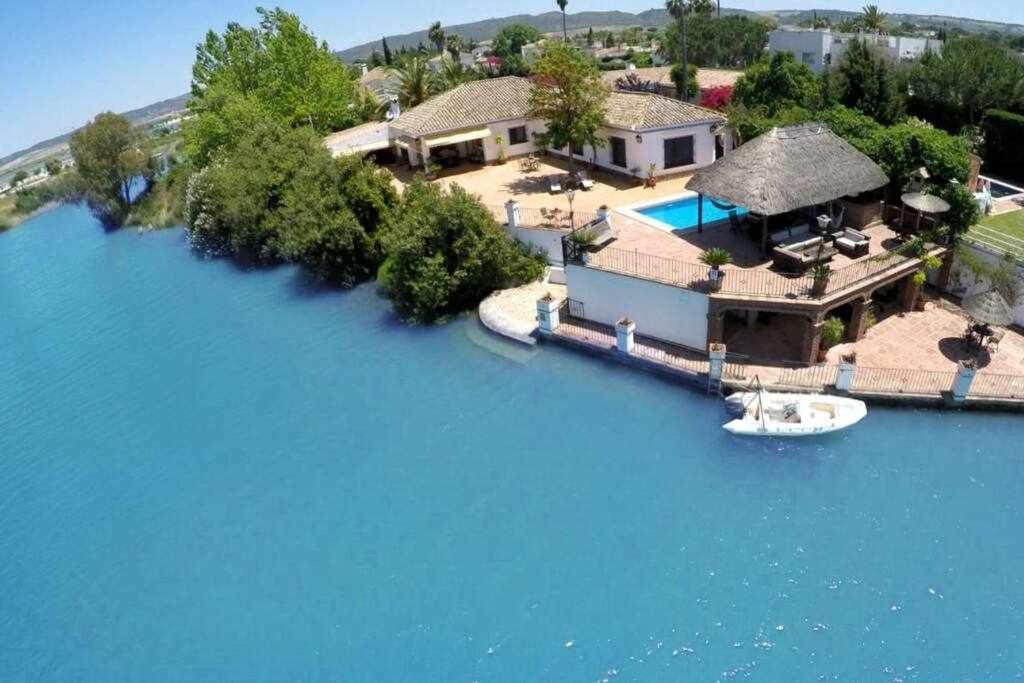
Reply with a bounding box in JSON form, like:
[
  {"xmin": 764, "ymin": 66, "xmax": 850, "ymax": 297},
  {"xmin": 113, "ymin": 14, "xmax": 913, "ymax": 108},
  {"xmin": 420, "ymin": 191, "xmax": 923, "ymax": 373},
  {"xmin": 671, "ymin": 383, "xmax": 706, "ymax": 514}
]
[{"xmin": 610, "ymin": 136, "xmax": 627, "ymax": 168}]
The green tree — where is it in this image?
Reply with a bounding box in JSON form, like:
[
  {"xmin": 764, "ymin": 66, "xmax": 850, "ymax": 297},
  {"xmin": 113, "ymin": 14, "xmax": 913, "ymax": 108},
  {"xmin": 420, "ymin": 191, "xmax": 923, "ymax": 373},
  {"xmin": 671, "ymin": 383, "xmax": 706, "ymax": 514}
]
[
  {"xmin": 445, "ymin": 34, "xmax": 463, "ymax": 60},
  {"xmin": 391, "ymin": 57, "xmax": 434, "ymax": 108},
  {"xmin": 11, "ymin": 170, "xmax": 28, "ymax": 187},
  {"xmin": 905, "ymin": 35, "xmax": 1024, "ymax": 130},
  {"xmin": 492, "ymin": 24, "xmax": 543, "ymax": 60},
  {"xmin": 528, "ymin": 41, "xmax": 609, "ymax": 176},
  {"xmin": 69, "ymin": 112, "xmax": 153, "ymax": 223},
  {"xmin": 437, "ymin": 60, "xmax": 480, "ymax": 92},
  {"xmin": 859, "ymin": 5, "xmax": 888, "ymax": 33},
  {"xmin": 427, "ymin": 21, "xmax": 445, "ymax": 53},
  {"xmin": 832, "ymin": 38, "xmax": 904, "ymax": 124},
  {"xmin": 184, "ymin": 123, "xmax": 394, "ymax": 283},
  {"xmin": 670, "ymin": 63, "xmax": 699, "ymax": 100},
  {"xmin": 377, "ymin": 180, "xmax": 545, "ymax": 323},
  {"xmin": 733, "ymin": 52, "xmax": 820, "ymax": 114},
  {"xmin": 185, "ymin": 8, "xmax": 363, "ymax": 167},
  {"xmin": 382, "ymin": 37, "xmax": 393, "ymax": 65},
  {"xmin": 662, "ymin": 14, "xmax": 770, "ymax": 69},
  {"xmin": 556, "ymin": 0, "xmax": 569, "ymax": 41},
  {"xmin": 44, "ymin": 159, "xmax": 63, "ymax": 177},
  {"xmin": 665, "ymin": 0, "xmax": 715, "ymax": 99}
]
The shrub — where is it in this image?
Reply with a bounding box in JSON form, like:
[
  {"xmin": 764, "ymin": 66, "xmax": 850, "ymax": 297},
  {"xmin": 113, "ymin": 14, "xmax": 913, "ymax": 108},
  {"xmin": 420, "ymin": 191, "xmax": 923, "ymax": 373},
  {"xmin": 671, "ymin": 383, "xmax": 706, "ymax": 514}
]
[
  {"xmin": 698, "ymin": 85, "xmax": 733, "ymax": 111},
  {"xmin": 378, "ymin": 180, "xmax": 546, "ymax": 323},
  {"xmin": 821, "ymin": 317, "xmax": 846, "ymax": 349},
  {"xmin": 982, "ymin": 109, "xmax": 1024, "ymax": 181},
  {"xmin": 699, "ymin": 247, "xmax": 732, "ymax": 268}
]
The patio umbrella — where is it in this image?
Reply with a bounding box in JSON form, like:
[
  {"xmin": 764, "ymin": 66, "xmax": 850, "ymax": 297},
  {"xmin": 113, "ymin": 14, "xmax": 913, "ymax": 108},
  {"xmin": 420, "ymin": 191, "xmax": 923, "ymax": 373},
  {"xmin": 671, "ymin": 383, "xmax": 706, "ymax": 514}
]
[
  {"xmin": 962, "ymin": 289, "xmax": 1015, "ymax": 327},
  {"xmin": 901, "ymin": 192, "xmax": 950, "ymax": 234}
]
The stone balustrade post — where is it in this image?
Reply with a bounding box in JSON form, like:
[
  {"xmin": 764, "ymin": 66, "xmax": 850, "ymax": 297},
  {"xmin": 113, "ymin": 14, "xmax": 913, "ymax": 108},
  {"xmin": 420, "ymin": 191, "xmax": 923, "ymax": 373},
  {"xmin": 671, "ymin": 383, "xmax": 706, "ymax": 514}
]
[
  {"xmin": 505, "ymin": 200, "xmax": 521, "ymax": 228},
  {"xmin": 836, "ymin": 359, "xmax": 856, "ymax": 392},
  {"xmin": 536, "ymin": 297, "xmax": 560, "ymax": 335},
  {"xmin": 951, "ymin": 361, "xmax": 977, "ymax": 403},
  {"xmin": 615, "ymin": 318, "xmax": 636, "ymax": 354},
  {"xmin": 708, "ymin": 343, "xmax": 727, "ymax": 384}
]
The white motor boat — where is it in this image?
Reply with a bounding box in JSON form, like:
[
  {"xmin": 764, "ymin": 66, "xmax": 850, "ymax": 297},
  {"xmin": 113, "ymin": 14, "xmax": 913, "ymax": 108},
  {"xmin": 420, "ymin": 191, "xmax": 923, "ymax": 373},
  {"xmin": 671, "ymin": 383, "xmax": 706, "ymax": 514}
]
[{"xmin": 723, "ymin": 389, "xmax": 867, "ymax": 437}]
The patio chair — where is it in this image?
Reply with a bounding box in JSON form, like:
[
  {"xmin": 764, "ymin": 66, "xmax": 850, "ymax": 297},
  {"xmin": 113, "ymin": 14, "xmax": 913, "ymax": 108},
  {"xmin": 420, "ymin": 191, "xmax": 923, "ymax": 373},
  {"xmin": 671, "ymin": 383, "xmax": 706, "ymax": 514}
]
[
  {"xmin": 579, "ymin": 171, "xmax": 595, "ymax": 191},
  {"xmin": 834, "ymin": 228, "xmax": 870, "ymax": 258},
  {"xmin": 549, "ymin": 175, "xmax": 562, "ymax": 194}
]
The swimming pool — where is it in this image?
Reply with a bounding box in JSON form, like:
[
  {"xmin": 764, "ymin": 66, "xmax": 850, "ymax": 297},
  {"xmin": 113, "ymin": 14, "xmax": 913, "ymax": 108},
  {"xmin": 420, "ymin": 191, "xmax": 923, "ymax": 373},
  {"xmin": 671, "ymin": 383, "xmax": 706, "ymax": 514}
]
[
  {"xmin": 980, "ymin": 175, "xmax": 1024, "ymax": 200},
  {"xmin": 634, "ymin": 194, "xmax": 748, "ymax": 232}
]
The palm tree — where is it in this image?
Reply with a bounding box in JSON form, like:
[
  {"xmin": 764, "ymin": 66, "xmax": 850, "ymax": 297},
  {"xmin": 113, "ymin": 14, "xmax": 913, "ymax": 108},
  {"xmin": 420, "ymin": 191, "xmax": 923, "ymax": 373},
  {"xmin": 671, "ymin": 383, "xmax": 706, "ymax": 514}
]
[
  {"xmin": 427, "ymin": 21, "xmax": 445, "ymax": 53},
  {"xmin": 860, "ymin": 5, "xmax": 888, "ymax": 34},
  {"xmin": 666, "ymin": 0, "xmax": 690, "ymax": 99},
  {"xmin": 437, "ymin": 60, "xmax": 479, "ymax": 92},
  {"xmin": 392, "ymin": 58, "xmax": 432, "ymax": 109},
  {"xmin": 557, "ymin": 0, "xmax": 569, "ymax": 41}
]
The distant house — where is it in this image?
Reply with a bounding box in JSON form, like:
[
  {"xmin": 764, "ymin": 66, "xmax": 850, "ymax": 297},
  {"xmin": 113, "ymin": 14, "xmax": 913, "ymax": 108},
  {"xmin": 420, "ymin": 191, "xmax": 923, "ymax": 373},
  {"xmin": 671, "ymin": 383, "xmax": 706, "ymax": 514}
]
[
  {"xmin": 386, "ymin": 76, "xmax": 728, "ymax": 177},
  {"xmin": 427, "ymin": 52, "xmax": 476, "ymax": 73},
  {"xmin": 359, "ymin": 66, "xmax": 400, "ymax": 103},
  {"xmin": 768, "ymin": 28, "xmax": 942, "ymax": 73}
]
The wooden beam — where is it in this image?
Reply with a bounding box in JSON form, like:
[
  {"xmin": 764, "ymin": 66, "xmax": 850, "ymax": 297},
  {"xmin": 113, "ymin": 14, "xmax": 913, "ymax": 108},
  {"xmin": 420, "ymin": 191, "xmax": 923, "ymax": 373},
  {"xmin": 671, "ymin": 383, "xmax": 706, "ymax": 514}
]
[{"xmin": 761, "ymin": 215, "xmax": 768, "ymax": 255}]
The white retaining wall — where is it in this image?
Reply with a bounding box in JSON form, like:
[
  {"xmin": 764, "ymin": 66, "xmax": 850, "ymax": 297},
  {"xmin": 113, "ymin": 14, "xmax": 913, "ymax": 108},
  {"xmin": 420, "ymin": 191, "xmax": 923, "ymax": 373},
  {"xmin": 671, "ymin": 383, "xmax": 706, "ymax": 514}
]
[
  {"xmin": 950, "ymin": 242, "xmax": 1024, "ymax": 327},
  {"xmin": 566, "ymin": 263, "xmax": 709, "ymax": 349},
  {"xmin": 504, "ymin": 225, "xmax": 568, "ymax": 266}
]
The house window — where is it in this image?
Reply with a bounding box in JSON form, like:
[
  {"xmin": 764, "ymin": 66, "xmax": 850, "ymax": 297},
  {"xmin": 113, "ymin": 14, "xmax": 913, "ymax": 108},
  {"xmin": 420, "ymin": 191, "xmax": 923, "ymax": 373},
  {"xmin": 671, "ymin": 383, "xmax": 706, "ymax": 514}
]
[
  {"xmin": 801, "ymin": 51, "xmax": 815, "ymax": 66},
  {"xmin": 663, "ymin": 135, "xmax": 695, "ymax": 169},
  {"xmin": 508, "ymin": 125, "xmax": 528, "ymax": 145},
  {"xmin": 571, "ymin": 141, "xmax": 584, "ymax": 156},
  {"xmin": 610, "ymin": 136, "xmax": 627, "ymax": 168}
]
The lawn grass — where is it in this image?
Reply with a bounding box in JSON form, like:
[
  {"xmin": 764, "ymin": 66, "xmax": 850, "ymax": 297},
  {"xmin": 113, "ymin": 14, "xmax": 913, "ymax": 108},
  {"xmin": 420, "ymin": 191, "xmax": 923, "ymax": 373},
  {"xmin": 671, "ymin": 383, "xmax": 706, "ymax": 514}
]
[{"xmin": 979, "ymin": 209, "xmax": 1024, "ymax": 241}]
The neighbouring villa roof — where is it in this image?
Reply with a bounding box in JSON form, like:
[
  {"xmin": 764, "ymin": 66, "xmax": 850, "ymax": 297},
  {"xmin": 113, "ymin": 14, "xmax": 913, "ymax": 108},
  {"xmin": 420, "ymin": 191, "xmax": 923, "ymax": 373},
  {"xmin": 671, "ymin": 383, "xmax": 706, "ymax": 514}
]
[
  {"xmin": 323, "ymin": 121, "xmax": 391, "ymax": 156},
  {"xmin": 391, "ymin": 76, "xmax": 724, "ymax": 139},
  {"xmin": 359, "ymin": 66, "xmax": 400, "ymax": 100},
  {"xmin": 601, "ymin": 66, "xmax": 743, "ymax": 92},
  {"xmin": 685, "ymin": 124, "xmax": 890, "ymax": 216}
]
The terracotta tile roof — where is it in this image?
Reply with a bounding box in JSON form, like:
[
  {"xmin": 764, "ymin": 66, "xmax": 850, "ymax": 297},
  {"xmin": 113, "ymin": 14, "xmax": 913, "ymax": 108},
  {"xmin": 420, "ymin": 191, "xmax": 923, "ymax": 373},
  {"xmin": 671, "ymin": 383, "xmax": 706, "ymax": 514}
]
[
  {"xmin": 391, "ymin": 76, "xmax": 725, "ymax": 138},
  {"xmin": 391, "ymin": 77, "xmax": 534, "ymax": 137},
  {"xmin": 359, "ymin": 66, "xmax": 400, "ymax": 100},
  {"xmin": 604, "ymin": 91, "xmax": 725, "ymax": 130}
]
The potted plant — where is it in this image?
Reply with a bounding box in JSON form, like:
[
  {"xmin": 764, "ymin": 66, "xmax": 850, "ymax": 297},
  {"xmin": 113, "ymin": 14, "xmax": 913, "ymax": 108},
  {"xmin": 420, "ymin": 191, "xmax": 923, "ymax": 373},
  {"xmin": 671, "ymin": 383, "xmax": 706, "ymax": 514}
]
[
  {"xmin": 699, "ymin": 248, "xmax": 732, "ymax": 291},
  {"xmin": 424, "ymin": 161, "xmax": 442, "ymax": 180},
  {"xmin": 810, "ymin": 262, "xmax": 831, "ymax": 297},
  {"xmin": 644, "ymin": 163, "xmax": 658, "ymax": 188},
  {"xmin": 820, "ymin": 316, "xmax": 845, "ymax": 362}
]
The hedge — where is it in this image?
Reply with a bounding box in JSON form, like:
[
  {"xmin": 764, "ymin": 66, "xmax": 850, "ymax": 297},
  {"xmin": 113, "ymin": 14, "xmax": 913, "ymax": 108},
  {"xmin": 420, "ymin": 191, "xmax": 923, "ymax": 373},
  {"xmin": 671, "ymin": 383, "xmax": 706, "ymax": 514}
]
[{"xmin": 982, "ymin": 109, "xmax": 1024, "ymax": 181}]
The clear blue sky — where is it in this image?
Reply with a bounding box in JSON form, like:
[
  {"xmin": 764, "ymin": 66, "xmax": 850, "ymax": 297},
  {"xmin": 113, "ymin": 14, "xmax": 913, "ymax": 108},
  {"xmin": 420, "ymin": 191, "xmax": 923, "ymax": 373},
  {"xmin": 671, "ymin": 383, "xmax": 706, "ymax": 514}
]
[{"xmin": 1, "ymin": 0, "xmax": 1020, "ymax": 158}]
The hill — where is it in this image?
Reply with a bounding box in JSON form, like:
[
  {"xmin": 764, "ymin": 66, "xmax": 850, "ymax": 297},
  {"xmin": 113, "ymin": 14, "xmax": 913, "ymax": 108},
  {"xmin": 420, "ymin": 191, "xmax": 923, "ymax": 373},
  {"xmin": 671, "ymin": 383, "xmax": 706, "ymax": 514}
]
[{"xmin": 0, "ymin": 93, "xmax": 190, "ymax": 176}]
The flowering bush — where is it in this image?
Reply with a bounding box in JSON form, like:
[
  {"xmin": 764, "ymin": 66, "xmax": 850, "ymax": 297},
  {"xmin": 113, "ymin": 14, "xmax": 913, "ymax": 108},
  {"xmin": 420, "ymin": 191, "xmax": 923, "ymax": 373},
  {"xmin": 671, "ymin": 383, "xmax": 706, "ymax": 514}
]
[{"xmin": 699, "ymin": 85, "xmax": 733, "ymax": 111}]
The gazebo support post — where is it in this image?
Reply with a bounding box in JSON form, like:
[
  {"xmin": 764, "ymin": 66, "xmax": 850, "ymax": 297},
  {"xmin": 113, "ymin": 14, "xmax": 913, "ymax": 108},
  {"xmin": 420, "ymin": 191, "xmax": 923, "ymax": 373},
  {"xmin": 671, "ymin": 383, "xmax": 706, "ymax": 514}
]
[
  {"xmin": 697, "ymin": 193, "xmax": 704, "ymax": 233},
  {"xmin": 761, "ymin": 215, "xmax": 769, "ymax": 255}
]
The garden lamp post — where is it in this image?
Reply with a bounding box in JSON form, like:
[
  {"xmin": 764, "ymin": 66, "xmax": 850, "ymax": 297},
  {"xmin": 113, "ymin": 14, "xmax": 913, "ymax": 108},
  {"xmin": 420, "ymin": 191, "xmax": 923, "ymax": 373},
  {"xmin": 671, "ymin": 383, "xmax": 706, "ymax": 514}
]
[{"xmin": 566, "ymin": 188, "xmax": 576, "ymax": 232}]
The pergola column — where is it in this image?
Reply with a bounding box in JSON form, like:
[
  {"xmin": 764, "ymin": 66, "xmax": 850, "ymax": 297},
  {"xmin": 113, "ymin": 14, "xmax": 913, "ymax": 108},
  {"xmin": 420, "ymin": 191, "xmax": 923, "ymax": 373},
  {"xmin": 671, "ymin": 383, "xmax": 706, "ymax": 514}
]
[
  {"xmin": 706, "ymin": 311, "xmax": 725, "ymax": 348},
  {"xmin": 846, "ymin": 296, "xmax": 872, "ymax": 342},
  {"xmin": 936, "ymin": 251, "xmax": 955, "ymax": 292},
  {"xmin": 801, "ymin": 316, "xmax": 825, "ymax": 364},
  {"xmin": 900, "ymin": 275, "xmax": 922, "ymax": 312}
]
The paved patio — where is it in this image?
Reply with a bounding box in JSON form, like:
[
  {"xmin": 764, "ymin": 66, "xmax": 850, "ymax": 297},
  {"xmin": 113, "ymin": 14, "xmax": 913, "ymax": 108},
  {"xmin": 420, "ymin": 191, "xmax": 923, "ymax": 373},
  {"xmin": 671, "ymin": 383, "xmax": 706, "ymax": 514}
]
[
  {"xmin": 391, "ymin": 156, "xmax": 694, "ymax": 214},
  {"xmin": 827, "ymin": 298, "xmax": 1024, "ymax": 375}
]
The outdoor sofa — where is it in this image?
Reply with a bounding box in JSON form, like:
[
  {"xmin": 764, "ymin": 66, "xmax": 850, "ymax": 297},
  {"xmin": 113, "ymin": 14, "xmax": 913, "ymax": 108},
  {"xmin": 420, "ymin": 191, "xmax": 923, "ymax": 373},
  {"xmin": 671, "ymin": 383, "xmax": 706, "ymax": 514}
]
[
  {"xmin": 772, "ymin": 236, "xmax": 837, "ymax": 272},
  {"xmin": 834, "ymin": 228, "xmax": 870, "ymax": 257},
  {"xmin": 769, "ymin": 223, "xmax": 812, "ymax": 248}
]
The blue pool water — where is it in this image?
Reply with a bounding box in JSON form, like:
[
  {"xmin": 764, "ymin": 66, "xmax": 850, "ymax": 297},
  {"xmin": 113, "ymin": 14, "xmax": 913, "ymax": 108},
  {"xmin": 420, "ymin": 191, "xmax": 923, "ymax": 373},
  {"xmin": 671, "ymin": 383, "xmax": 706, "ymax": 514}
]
[
  {"xmin": 638, "ymin": 194, "xmax": 748, "ymax": 231},
  {"xmin": 2, "ymin": 205, "xmax": 1023, "ymax": 681}
]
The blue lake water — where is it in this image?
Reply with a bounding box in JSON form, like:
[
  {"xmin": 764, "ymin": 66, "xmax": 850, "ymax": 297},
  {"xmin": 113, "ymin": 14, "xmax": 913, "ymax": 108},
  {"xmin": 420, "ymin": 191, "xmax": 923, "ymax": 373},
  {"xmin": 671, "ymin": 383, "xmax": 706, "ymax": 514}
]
[
  {"xmin": 637, "ymin": 194, "xmax": 748, "ymax": 232},
  {"xmin": 1, "ymin": 204, "xmax": 1022, "ymax": 681}
]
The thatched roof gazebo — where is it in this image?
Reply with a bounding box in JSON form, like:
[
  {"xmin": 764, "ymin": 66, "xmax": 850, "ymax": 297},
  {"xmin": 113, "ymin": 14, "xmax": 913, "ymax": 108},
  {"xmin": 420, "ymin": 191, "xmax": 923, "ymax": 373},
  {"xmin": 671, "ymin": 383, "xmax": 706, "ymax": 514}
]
[{"xmin": 686, "ymin": 123, "xmax": 890, "ymax": 252}]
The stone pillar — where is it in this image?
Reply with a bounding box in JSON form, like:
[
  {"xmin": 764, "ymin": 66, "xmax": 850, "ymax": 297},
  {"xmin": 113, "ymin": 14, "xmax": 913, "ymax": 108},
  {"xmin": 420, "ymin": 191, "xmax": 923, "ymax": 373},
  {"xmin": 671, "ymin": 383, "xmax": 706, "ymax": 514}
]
[
  {"xmin": 708, "ymin": 343, "xmax": 727, "ymax": 383},
  {"xmin": 951, "ymin": 361, "xmax": 977, "ymax": 403},
  {"xmin": 846, "ymin": 296, "xmax": 871, "ymax": 342},
  {"xmin": 801, "ymin": 318, "xmax": 824, "ymax": 364},
  {"xmin": 615, "ymin": 318, "xmax": 636, "ymax": 354},
  {"xmin": 836, "ymin": 358, "xmax": 856, "ymax": 392},
  {"xmin": 536, "ymin": 297, "xmax": 560, "ymax": 334},
  {"xmin": 900, "ymin": 276, "xmax": 922, "ymax": 312},
  {"xmin": 706, "ymin": 312, "xmax": 725, "ymax": 348},
  {"xmin": 505, "ymin": 200, "xmax": 521, "ymax": 228}
]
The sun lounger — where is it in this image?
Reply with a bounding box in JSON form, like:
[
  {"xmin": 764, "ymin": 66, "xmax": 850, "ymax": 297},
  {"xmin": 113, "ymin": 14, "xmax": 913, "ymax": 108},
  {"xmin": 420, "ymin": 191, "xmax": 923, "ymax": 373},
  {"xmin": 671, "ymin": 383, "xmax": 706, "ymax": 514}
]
[
  {"xmin": 549, "ymin": 176, "xmax": 562, "ymax": 194},
  {"xmin": 578, "ymin": 171, "xmax": 595, "ymax": 190}
]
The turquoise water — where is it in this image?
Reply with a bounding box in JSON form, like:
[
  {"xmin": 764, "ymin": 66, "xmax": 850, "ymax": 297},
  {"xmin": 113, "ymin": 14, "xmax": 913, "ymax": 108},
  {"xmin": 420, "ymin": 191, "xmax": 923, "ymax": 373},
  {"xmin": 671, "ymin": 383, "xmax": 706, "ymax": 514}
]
[
  {"xmin": 638, "ymin": 194, "xmax": 748, "ymax": 231},
  {"xmin": 2, "ymin": 205, "xmax": 1023, "ymax": 681}
]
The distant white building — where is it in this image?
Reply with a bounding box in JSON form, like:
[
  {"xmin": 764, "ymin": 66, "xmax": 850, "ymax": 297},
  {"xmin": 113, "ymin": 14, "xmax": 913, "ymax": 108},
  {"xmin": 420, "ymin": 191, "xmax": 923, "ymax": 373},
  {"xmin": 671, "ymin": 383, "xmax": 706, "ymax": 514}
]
[
  {"xmin": 768, "ymin": 28, "xmax": 942, "ymax": 73},
  {"xmin": 427, "ymin": 52, "xmax": 476, "ymax": 73}
]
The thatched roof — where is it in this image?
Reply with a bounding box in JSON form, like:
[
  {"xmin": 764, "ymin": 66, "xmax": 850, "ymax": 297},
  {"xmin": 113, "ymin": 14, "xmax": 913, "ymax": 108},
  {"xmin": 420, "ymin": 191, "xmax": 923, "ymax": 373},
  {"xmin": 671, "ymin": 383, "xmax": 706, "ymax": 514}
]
[{"xmin": 686, "ymin": 124, "xmax": 890, "ymax": 216}]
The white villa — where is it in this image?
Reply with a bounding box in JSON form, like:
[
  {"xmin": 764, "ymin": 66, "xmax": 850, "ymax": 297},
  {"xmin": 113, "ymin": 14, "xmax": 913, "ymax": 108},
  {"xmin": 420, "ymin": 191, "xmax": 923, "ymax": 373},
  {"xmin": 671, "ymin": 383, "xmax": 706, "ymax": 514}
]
[
  {"xmin": 379, "ymin": 77, "xmax": 728, "ymax": 177},
  {"xmin": 768, "ymin": 28, "xmax": 943, "ymax": 73}
]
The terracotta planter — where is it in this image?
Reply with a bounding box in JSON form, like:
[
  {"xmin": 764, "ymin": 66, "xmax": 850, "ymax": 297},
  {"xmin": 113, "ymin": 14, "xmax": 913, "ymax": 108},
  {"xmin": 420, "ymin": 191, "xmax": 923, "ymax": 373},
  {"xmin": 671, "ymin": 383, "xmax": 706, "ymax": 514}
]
[
  {"xmin": 811, "ymin": 276, "xmax": 829, "ymax": 297},
  {"xmin": 707, "ymin": 268, "xmax": 725, "ymax": 292}
]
